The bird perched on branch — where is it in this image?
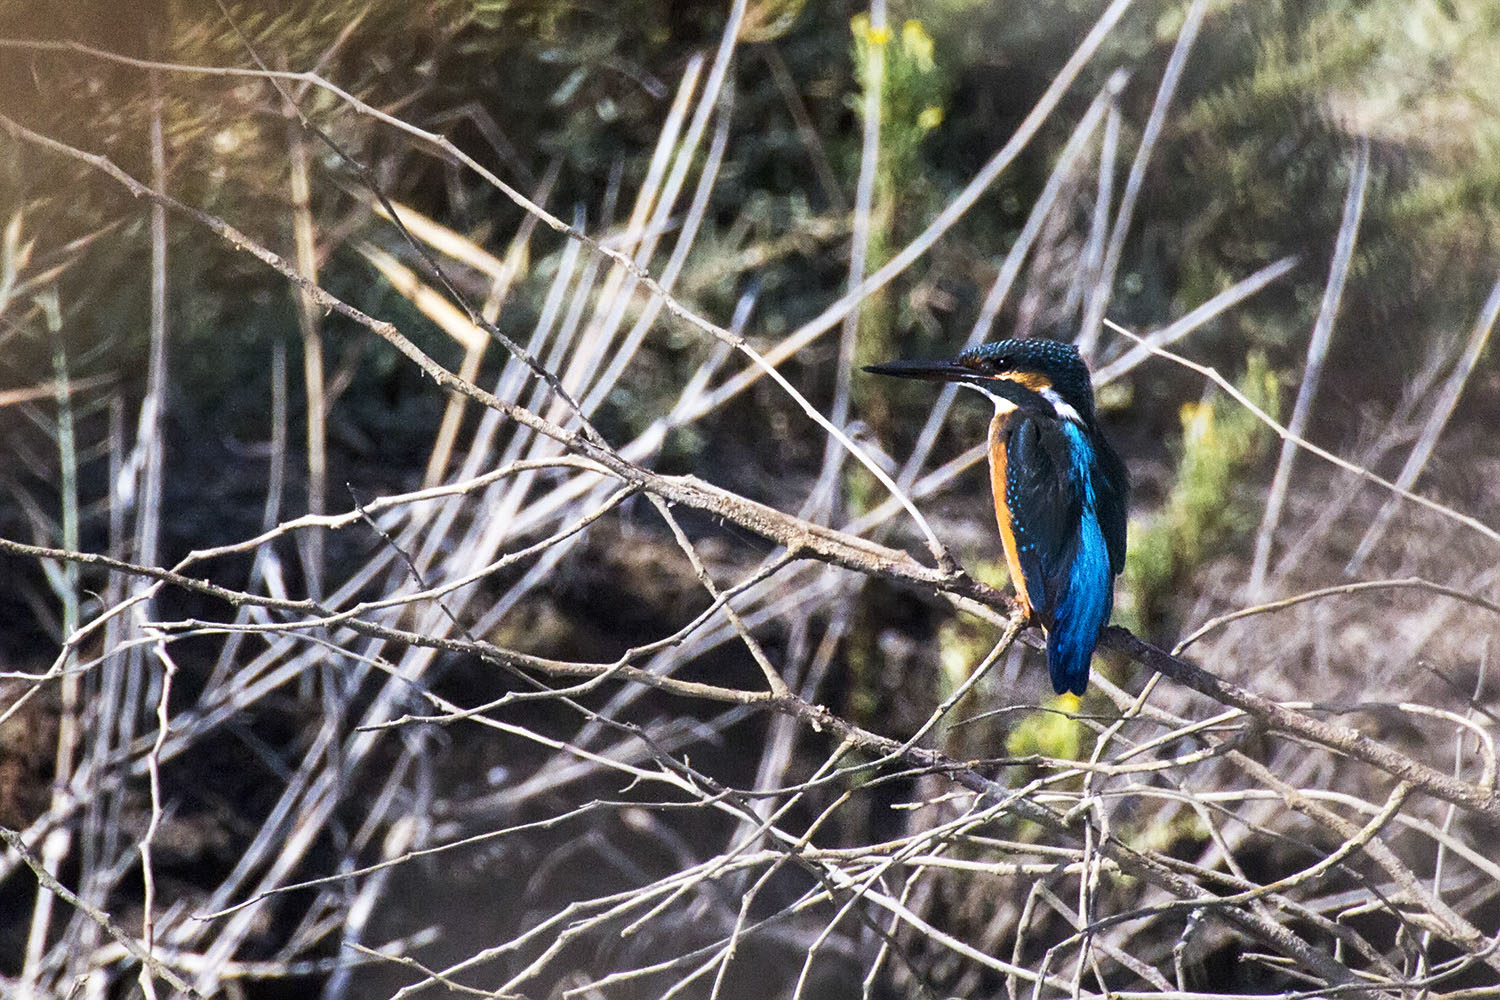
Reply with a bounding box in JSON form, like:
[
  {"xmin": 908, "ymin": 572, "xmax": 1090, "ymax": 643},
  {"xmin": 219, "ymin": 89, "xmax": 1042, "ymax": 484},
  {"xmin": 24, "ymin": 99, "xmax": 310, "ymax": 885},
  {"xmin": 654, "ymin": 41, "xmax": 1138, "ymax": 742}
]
[{"xmin": 865, "ymin": 339, "xmax": 1128, "ymax": 695}]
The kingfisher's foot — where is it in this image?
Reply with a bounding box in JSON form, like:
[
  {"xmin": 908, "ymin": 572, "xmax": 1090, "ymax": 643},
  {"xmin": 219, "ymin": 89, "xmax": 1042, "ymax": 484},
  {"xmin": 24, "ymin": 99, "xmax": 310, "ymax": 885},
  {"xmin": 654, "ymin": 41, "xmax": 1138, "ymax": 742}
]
[{"xmin": 1014, "ymin": 596, "xmax": 1035, "ymax": 625}]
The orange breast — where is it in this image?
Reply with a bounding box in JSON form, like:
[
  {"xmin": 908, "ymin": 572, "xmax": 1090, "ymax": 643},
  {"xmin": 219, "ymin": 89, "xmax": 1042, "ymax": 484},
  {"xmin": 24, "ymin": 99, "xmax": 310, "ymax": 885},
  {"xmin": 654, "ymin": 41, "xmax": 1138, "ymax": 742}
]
[{"xmin": 988, "ymin": 413, "xmax": 1032, "ymax": 619}]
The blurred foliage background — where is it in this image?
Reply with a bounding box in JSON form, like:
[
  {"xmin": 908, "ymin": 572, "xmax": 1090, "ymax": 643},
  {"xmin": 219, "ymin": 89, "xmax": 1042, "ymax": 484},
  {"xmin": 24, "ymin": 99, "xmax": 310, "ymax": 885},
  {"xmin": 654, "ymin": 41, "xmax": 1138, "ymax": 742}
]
[{"xmin": 3, "ymin": 0, "xmax": 1500, "ymax": 995}]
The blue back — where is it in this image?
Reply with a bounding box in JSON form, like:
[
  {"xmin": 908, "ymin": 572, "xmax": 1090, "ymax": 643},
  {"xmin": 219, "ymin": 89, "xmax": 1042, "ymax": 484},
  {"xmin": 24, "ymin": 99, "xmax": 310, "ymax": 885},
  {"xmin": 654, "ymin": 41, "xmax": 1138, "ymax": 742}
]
[{"xmin": 1004, "ymin": 414, "xmax": 1122, "ymax": 696}]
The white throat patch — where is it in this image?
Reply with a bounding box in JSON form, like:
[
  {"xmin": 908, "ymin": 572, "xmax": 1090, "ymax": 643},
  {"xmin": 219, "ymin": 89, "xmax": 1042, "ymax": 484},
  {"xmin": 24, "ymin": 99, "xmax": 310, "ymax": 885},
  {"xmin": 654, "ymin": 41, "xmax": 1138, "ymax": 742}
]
[
  {"xmin": 958, "ymin": 381, "xmax": 1017, "ymax": 415},
  {"xmin": 1041, "ymin": 387, "xmax": 1084, "ymax": 425}
]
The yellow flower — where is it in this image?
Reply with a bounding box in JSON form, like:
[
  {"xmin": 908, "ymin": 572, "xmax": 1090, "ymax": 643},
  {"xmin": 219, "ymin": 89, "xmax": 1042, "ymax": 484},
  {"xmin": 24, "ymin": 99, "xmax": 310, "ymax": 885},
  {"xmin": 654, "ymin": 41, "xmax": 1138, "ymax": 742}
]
[
  {"xmin": 917, "ymin": 105, "xmax": 944, "ymax": 130},
  {"xmin": 1180, "ymin": 401, "xmax": 1216, "ymax": 447},
  {"xmin": 851, "ymin": 14, "xmax": 892, "ymax": 45},
  {"xmin": 902, "ymin": 19, "xmax": 935, "ymax": 71}
]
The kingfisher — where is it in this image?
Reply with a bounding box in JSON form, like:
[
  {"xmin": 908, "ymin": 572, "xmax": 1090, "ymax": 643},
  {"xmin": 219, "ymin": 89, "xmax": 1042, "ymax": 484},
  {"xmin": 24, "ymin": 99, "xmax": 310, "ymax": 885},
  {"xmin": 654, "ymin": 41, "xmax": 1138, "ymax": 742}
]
[{"xmin": 865, "ymin": 339, "xmax": 1128, "ymax": 695}]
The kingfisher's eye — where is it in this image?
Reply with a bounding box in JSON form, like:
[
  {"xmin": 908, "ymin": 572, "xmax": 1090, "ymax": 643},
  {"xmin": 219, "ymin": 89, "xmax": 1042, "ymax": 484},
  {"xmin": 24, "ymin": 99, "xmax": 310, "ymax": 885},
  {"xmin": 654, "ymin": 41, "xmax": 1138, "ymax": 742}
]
[{"xmin": 966, "ymin": 353, "xmax": 1010, "ymax": 374}]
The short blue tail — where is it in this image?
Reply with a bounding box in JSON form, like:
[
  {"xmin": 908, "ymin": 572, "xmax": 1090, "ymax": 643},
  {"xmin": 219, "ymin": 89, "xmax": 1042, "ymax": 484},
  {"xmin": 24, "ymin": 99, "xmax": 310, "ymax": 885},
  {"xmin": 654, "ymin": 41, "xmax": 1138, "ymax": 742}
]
[
  {"xmin": 1044, "ymin": 529, "xmax": 1113, "ymax": 695},
  {"xmin": 1046, "ymin": 619, "xmax": 1101, "ymax": 696}
]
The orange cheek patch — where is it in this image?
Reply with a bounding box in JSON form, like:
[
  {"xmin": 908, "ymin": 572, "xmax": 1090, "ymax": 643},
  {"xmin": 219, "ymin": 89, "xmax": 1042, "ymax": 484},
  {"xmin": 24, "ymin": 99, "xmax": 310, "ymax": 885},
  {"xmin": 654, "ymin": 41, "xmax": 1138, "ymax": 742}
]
[{"xmin": 1000, "ymin": 372, "xmax": 1052, "ymax": 392}]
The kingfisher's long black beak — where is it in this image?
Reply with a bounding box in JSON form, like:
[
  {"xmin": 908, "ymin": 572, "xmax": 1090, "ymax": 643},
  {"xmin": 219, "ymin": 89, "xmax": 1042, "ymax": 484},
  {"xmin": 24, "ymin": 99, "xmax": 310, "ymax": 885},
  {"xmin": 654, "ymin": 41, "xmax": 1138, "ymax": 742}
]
[
  {"xmin": 861, "ymin": 358, "xmax": 973, "ymax": 383},
  {"xmin": 864, "ymin": 357, "xmax": 1051, "ymax": 415}
]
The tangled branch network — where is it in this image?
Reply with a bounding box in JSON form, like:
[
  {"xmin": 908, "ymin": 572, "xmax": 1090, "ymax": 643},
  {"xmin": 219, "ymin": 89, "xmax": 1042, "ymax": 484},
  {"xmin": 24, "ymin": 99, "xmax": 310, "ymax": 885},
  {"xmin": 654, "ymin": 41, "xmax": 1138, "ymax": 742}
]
[{"xmin": 2, "ymin": 6, "xmax": 1500, "ymax": 998}]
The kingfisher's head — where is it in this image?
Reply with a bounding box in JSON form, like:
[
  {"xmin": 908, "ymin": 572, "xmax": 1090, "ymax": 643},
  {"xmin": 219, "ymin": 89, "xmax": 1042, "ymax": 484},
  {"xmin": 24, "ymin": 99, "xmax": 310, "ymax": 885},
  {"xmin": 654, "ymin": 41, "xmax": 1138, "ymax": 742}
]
[{"xmin": 864, "ymin": 338, "xmax": 1096, "ymax": 424}]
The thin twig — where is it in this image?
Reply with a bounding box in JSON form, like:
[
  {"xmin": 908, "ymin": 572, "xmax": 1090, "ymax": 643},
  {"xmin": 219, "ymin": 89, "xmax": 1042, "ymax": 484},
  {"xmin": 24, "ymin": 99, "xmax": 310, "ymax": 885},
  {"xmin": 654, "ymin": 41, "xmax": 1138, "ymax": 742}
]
[
  {"xmin": 1176, "ymin": 576, "xmax": 1500, "ymax": 655},
  {"xmin": 1105, "ymin": 317, "xmax": 1500, "ymax": 550},
  {"xmin": 0, "ymin": 825, "xmax": 204, "ymax": 998},
  {"xmin": 1346, "ymin": 267, "xmax": 1500, "ymax": 573},
  {"xmin": 1077, "ymin": 0, "xmax": 1209, "ymax": 357},
  {"xmin": 1248, "ymin": 139, "xmax": 1370, "ymax": 595}
]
